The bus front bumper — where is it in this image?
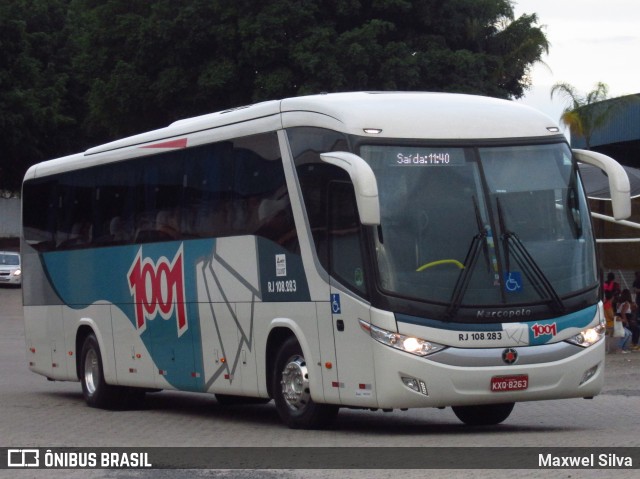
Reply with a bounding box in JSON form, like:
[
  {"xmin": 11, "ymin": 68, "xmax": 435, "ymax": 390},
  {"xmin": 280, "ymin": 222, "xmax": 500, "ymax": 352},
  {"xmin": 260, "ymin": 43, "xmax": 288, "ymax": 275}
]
[{"xmin": 370, "ymin": 338, "xmax": 604, "ymax": 409}]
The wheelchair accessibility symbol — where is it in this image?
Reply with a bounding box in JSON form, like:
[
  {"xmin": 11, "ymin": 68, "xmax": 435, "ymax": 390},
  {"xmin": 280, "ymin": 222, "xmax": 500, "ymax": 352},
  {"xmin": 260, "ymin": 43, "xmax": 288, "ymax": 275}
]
[
  {"xmin": 331, "ymin": 294, "xmax": 342, "ymax": 314},
  {"xmin": 504, "ymin": 272, "xmax": 523, "ymax": 293}
]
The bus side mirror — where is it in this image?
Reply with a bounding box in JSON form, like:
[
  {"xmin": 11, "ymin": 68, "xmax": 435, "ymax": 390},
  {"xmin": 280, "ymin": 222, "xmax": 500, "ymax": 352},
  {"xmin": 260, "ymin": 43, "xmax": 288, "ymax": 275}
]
[
  {"xmin": 573, "ymin": 149, "xmax": 631, "ymax": 220},
  {"xmin": 319, "ymin": 151, "xmax": 381, "ymax": 225}
]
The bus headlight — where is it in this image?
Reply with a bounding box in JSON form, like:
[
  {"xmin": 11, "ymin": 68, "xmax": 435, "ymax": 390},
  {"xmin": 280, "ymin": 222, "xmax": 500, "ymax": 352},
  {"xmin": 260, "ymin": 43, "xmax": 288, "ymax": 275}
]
[
  {"xmin": 13, "ymin": 269, "xmax": 21, "ymax": 277},
  {"xmin": 359, "ymin": 320, "xmax": 445, "ymax": 357},
  {"xmin": 565, "ymin": 323, "xmax": 605, "ymax": 348}
]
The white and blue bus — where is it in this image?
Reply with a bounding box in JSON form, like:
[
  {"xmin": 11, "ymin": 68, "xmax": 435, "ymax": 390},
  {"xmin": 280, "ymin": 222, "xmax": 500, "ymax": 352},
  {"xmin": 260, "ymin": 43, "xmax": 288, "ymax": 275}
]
[{"xmin": 21, "ymin": 92, "xmax": 631, "ymax": 428}]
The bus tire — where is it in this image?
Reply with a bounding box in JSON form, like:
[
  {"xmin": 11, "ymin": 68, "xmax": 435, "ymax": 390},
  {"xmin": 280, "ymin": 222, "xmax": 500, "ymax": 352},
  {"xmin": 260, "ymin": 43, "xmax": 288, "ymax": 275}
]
[
  {"xmin": 80, "ymin": 333, "xmax": 121, "ymax": 409},
  {"xmin": 272, "ymin": 336, "xmax": 338, "ymax": 429},
  {"xmin": 452, "ymin": 402, "xmax": 515, "ymax": 426}
]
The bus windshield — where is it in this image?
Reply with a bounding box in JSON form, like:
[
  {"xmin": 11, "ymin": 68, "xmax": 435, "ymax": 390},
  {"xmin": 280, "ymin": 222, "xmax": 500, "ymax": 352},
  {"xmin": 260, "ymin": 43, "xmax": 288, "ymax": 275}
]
[{"xmin": 360, "ymin": 142, "xmax": 596, "ymax": 311}]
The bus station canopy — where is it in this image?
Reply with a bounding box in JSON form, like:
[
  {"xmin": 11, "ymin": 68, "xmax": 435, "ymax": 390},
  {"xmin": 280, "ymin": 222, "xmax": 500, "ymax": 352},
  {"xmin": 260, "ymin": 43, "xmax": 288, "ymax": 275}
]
[{"xmin": 579, "ymin": 163, "xmax": 640, "ymax": 200}]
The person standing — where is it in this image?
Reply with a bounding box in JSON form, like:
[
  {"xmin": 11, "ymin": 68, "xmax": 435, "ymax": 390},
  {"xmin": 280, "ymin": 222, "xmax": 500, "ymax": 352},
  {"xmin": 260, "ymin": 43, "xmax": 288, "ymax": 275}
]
[
  {"xmin": 616, "ymin": 289, "xmax": 636, "ymax": 353},
  {"xmin": 604, "ymin": 272, "xmax": 621, "ymax": 297}
]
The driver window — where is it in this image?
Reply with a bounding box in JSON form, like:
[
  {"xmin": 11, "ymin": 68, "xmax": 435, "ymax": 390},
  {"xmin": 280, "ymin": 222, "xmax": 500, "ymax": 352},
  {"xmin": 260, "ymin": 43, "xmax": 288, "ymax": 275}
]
[{"xmin": 329, "ymin": 181, "xmax": 367, "ymax": 296}]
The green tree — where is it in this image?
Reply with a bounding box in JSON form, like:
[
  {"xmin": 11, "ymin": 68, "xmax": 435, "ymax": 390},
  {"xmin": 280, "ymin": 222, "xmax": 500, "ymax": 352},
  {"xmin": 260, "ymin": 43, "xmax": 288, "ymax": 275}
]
[
  {"xmin": 550, "ymin": 81, "xmax": 637, "ymax": 149},
  {"xmin": 68, "ymin": 0, "xmax": 549, "ymax": 140},
  {"xmin": 0, "ymin": 0, "xmax": 74, "ymax": 191},
  {"xmin": 1, "ymin": 0, "xmax": 550, "ymax": 190}
]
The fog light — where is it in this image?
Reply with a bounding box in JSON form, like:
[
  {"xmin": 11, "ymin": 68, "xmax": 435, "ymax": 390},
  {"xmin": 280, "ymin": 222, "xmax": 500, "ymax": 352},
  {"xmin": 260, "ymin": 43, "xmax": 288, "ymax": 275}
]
[
  {"xmin": 402, "ymin": 377, "xmax": 419, "ymax": 392},
  {"xmin": 580, "ymin": 364, "xmax": 599, "ymax": 386},
  {"xmin": 401, "ymin": 376, "xmax": 428, "ymax": 396}
]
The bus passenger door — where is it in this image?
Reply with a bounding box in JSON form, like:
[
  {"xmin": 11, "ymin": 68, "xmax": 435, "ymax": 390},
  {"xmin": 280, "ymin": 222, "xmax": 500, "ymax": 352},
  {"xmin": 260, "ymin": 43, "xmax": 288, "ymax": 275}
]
[{"xmin": 327, "ymin": 182, "xmax": 377, "ymax": 408}]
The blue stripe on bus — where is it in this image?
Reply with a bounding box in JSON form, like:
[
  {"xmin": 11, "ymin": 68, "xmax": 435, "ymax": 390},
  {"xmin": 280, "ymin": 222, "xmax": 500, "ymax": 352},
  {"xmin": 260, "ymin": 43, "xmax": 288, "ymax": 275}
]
[
  {"xmin": 41, "ymin": 239, "xmax": 214, "ymax": 391},
  {"xmin": 39, "ymin": 236, "xmax": 311, "ymax": 391},
  {"xmin": 397, "ymin": 305, "xmax": 598, "ymax": 342},
  {"xmin": 396, "ymin": 314, "xmax": 504, "ymax": 331}
]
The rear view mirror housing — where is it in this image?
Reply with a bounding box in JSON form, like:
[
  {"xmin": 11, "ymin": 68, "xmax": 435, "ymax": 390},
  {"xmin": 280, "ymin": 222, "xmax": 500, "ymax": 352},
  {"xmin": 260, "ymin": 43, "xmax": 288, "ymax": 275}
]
[
  {"xmin": 320, "ymin": 151, "xmax": 381, "ymax": 225},
  {"xmin": 573, "ymin": 149, "xmax": 631, "ymax": 220}
]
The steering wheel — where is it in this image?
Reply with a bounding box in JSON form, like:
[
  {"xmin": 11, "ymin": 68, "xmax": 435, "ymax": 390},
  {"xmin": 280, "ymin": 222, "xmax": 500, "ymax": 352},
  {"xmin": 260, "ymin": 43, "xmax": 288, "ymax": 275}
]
[{"xmin": 416, "ymin": 259, "xmax": 465, "ymax": 272}]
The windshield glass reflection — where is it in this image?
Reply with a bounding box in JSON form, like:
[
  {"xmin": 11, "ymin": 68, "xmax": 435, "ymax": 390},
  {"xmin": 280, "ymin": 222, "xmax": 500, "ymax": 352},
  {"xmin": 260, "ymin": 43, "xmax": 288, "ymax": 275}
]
[{"xmin": 360, "ymin": 143, "xmax": 596, "ymax": 311}]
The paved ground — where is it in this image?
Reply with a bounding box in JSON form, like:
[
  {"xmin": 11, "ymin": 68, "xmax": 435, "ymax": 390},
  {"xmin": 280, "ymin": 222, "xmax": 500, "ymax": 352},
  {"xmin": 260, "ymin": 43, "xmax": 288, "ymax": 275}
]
[{"xmin": 1, "ymin": 286, "xmax": 638, "ymax": 479}]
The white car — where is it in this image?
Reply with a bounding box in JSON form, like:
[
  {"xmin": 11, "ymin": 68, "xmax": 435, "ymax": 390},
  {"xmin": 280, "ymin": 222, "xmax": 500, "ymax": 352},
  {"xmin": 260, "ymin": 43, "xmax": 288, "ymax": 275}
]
[{"xmin": 0, "ymin": 251, "xmax": 21, "ymax": 286}]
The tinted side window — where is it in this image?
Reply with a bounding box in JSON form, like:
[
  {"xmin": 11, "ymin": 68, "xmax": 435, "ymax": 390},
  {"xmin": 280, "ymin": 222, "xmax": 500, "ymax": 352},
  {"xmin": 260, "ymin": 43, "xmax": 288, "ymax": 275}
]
[
  {"xmin": 287, "ymin": 127, "xmax": 367, "ymax": 295},
  {"xmin": 288, "ymin": 127, "xmax": 350, "ymax": 270},
  {"xmin": 23, "ymin": 179, "xmax": 58, "ymax": 251},
  {"xmin": 23, "ymin": 132, "xmax": 299, "ymax": 253},
  {"xmin": 187, "ymin": 134, "xmax": 298, "ymax": 252},
  {"xmin": 329, "ymin": 181, "xmax": 367, "ymax": 295}
]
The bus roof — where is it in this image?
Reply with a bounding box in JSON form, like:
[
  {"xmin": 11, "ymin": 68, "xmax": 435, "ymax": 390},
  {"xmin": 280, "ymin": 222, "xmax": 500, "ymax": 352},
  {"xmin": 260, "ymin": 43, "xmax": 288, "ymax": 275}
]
[
  {"xmin": 280, "ymin": 92, "xmax": 560, "ymax": 140},
  {"xmin": 24, "ymin": 92, "xmax": 563, "ymax": 181}
]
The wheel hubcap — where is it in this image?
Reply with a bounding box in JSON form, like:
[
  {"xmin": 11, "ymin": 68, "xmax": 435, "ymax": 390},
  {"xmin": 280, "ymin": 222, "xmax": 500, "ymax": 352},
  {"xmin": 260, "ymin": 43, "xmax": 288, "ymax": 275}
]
[
  {"xmin": 84, "ymin": 349, "xmax": 99, "ymax": 395},
  {"xmin": 280, "ymin": 355, "xmax": 310, "ymax": 410}
]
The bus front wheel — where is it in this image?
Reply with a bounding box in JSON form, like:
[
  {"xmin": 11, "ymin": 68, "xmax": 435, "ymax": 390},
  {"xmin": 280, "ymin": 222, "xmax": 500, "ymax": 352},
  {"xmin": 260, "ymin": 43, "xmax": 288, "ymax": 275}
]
[
  {"xmin": 272, "ymin": 337, "xmax": 338, "ymax": 429},
  {"xmin": 452, "ymin": 402, "xmax": 515, "ymax": 426},
  {"xmin": 80, "ymin": 333, "xmax": 122, "ymax": 409}
]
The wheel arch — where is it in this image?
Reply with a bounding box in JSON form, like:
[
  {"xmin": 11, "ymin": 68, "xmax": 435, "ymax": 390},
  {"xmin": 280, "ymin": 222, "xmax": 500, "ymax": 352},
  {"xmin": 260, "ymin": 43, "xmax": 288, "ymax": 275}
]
[
  {"xmin": 265, "ymin": 326, "xmax": 296, "ymax": 398},
  {"xmin": 74, "ymin": 320, "xmax": 113, "ymax": 383},
  {"xmin": 264, "ymin": 318, "xmax": 321, "ymax": 398},
  {"xmin": 75, "ymin": 325, "xmax": 94, "ymax": 380}
]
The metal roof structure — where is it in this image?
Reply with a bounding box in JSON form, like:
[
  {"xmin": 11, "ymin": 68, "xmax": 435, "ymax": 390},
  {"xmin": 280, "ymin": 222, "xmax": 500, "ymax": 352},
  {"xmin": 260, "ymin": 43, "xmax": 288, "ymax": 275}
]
[
  {"xmin": 570, "ymin": 94, "xmax": 640, "ymax": 269},
  {"xmin": 580, "ymin": 163, "xmax": 640, "ymax": 200},
  {"xmin": 571, "ymin": 93, "xmax": 640, "ymax": 168}
]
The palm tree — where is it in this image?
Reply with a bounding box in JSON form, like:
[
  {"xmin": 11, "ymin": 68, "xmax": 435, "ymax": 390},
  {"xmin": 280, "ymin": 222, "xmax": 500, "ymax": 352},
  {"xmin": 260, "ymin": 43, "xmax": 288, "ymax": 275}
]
[{"xmin": 550, "ymin": 82, "xmax": 637, "ymax": 149}]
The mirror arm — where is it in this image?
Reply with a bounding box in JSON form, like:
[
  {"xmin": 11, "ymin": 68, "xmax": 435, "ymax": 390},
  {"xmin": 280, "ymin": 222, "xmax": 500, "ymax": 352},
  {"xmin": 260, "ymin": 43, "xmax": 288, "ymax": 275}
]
[
  {"xmin": 320, "ymin": 151, "xmax": 381, "ymax": 225},
  {"xmin": 573, "ymin": 149, "xmax": 631, "ymax": 220}
]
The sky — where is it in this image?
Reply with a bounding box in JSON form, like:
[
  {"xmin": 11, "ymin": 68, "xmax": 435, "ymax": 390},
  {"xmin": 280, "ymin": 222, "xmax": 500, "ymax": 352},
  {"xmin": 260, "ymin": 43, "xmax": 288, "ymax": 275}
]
[{"xmin": 512, "ymin": 0, "xmax": 640, "ymax": 136}]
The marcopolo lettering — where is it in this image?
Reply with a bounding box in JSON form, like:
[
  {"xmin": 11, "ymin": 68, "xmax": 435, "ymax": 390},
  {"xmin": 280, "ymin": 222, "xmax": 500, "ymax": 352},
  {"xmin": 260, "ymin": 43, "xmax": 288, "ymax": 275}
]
[
  {"xmin": 128, "ymin": 244, "xmax": 188, "ymax": 337},
  {"xmin": 476, "ymin": 308, "xmax": 532, "ymax": 319}
]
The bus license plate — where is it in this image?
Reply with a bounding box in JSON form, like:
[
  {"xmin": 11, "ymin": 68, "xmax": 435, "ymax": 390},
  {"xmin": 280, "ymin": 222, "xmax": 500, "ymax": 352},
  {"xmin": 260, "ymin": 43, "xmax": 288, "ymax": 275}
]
[{"xmin": 491, "ymin": 375, "xmax": 528, "ymax": 392}]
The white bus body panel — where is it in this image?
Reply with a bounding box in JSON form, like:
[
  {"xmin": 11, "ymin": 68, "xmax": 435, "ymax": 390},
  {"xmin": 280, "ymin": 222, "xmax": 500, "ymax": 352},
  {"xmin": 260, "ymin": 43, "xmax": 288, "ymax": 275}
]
[
  {"xmin": 21, "ymin": 92, "xmax": 616, "ymax": 423},
  {"xmin": 372, "ymin": 339, "xmax": 604, "ymax": 408},
  {"xmin": 281, "ymin": 92, "xmax": 558, "ymax": 139}
]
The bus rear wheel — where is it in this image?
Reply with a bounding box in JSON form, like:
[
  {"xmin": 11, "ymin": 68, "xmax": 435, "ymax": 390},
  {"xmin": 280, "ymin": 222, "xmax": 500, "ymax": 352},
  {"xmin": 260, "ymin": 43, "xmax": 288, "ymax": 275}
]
[
  {"xmin": 80, "ymin": 333, "xmax": 126, "ymax": 409},
  {"xmin": 452, "ymin": 402, "xmax": 515, "ymax": 426},
  {"xmin": 272, "ymin": 337, "xmax": 338, "ymax": 429}
]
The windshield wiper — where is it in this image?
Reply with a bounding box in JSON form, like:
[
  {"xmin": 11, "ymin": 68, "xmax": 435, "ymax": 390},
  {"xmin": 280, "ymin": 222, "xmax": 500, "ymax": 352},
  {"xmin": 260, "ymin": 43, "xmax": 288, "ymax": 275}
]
[
  {"xmin": 445, "ymin": 197, "xmax": 488, "ymax": 320},
  {"xmin": 497, "ymin": 198, "xmax": 565, "ymax": 314}
]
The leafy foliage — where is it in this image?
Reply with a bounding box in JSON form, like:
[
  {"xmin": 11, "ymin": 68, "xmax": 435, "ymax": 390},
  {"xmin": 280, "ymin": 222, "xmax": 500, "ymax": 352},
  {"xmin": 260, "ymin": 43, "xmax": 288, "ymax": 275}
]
[
  {"xmin": 0, "ymin": 0, "xmax": 75, "ymax": 191},
  {"xmin": 1, "ymin": 0, "xmax": 549, "ymax": 190},
  {"xmin": 551, "ymin": 82, "xmax": 639, "ymax": 149}
]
